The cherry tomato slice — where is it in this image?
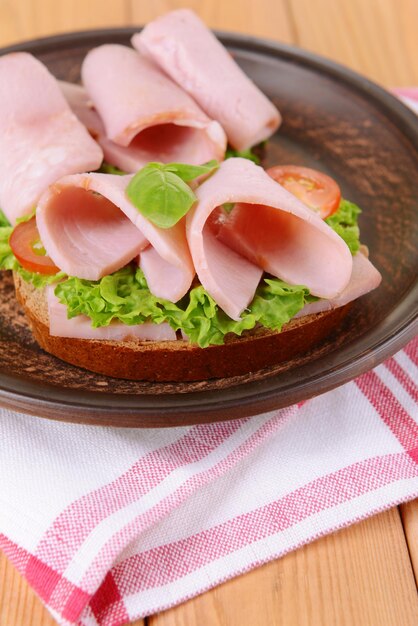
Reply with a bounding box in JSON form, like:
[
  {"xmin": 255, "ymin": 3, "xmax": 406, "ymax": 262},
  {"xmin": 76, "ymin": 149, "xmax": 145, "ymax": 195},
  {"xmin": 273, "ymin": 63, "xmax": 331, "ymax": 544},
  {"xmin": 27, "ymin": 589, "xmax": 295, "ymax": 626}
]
[
  {"xmin": 9, "ymin": 217, "xmax": 59, "ymax": 275},
  {"xmin": 267, "ymin": 165, "xmax": 341, "ymax": 219}
]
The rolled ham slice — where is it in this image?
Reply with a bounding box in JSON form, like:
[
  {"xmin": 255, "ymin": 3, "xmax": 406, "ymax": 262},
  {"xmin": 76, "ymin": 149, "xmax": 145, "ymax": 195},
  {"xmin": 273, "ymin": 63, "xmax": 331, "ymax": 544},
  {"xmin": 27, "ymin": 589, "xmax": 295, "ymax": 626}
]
[
  {"xmin": 81, "ymin": 44, "xmax": 226, "ymax": 167},
  {"xmin": 0, "ymin": 53, "xmax": 103, "ymax": 224},
  {"xmin": 187, "ymin": 158, "xmax": 353, "ymax": 320},
  {"xmin": 47, "ymin": 287, "xmax": 176, "ymax": 341},
  {"xmin": 294, "ymin": 252, "xmax": 382, "ymax": 317},
  {"xmin": 58, "ymin": 81, "xmax": 100, "ymax": 137},
  {"xmin": 59, "ymin": 81, "xmax": 147, "ymax": 173},
  {"xmin": 133, "ymin": 9, "xmax": 281, "ymax": 151},
  {"xmin": 61, "ymin": 81, "xmax": 207, "ymax": 174},
  {"xmin": 36, "ymin": 173, "xmax": 195, "ymax": 302}
]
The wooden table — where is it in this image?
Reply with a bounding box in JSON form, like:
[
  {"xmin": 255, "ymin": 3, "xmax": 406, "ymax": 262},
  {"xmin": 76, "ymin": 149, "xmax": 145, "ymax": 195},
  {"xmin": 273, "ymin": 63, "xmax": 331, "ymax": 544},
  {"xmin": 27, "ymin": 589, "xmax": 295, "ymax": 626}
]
[{"xmin": 0, "ymin": 1, "xmax": 417, "ymax": 624}]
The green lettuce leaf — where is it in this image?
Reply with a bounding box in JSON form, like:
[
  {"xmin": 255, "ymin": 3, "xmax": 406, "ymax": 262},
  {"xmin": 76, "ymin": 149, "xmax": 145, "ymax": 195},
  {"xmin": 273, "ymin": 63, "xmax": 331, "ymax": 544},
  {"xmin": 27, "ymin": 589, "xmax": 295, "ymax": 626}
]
[
  {"xmin": 18, "ymin": 267, "xmax": 66, "ymax": 288},
  {"xmin": 225, "ymin": 146, "xmax": 261, "ymax": 164},
  {"xmin": 0, "ymin": 196, "xmax": 363, "ymax": 348},
  {"xmin": 325, "ymin": 199, "xmax": 361, "ymax": 254},
  {"xmin": 54, "ymin": 267, "xmax": 176, "ymax": 328},
  {"xmin": 171, "ymin": 286, "xmax": 257, "ymax": 346},
  {"xmin": 97, "ymin": 162, "xmax": 127, "ymax": 175},
  {"xmin": 178, "ymin": 279, "xmax": 314, "ymax": 347},
  {"xmin": 250, "ymin": 278, "xmax": 313, "ymax": 328},
  {"xmin": 54, "ymin": 266, "xmax": 314, "ymax": 348},
  {"xmin": 0, "ymin": 209, "xmax": 10, "ymax": 227},
  {"xmin": 0, "ymin": 210, "xmax": 17, "ymax": 271},
  {"xmin": 16, "ymin": 210, "xmax": 36, "ymax": 224},
  {"xmin": 0, "ymin": 224, "xmax": 17, "ymax": 270}
]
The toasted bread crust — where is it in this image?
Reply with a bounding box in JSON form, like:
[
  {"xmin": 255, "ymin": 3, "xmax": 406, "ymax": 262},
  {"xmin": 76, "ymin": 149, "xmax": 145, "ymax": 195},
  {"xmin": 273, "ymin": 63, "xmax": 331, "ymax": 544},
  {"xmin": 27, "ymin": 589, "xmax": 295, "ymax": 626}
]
[{"xmin": 14, "ymin": 273, "xmax": 349, "ymax": 382}]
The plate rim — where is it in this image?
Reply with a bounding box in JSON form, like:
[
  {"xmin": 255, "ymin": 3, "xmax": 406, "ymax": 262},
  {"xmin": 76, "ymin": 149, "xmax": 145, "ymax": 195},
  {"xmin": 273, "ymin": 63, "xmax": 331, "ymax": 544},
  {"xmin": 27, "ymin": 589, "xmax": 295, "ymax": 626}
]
[{"xmin": 0, "ymin": 28, "xmax": 417, "ymax": 426}]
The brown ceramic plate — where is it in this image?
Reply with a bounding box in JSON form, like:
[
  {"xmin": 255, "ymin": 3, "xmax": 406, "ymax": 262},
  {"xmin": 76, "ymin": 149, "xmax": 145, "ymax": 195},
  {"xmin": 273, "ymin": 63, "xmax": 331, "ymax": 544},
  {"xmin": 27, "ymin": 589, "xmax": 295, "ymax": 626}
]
[{"xmin": 0, "ymin": 29, "xmax": 417, "ymax": 427}]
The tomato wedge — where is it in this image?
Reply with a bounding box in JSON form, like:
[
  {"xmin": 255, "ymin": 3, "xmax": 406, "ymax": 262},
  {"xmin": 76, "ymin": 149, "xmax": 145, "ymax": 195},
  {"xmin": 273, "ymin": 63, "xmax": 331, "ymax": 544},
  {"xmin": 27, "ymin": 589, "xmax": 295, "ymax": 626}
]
[
  {"xmin": 9, "ymin": 217, "xmax": 59, "ymax": 275},
  {"xmin": 267, "ymin": 165, "xmax": 341, "ymax": 219}
]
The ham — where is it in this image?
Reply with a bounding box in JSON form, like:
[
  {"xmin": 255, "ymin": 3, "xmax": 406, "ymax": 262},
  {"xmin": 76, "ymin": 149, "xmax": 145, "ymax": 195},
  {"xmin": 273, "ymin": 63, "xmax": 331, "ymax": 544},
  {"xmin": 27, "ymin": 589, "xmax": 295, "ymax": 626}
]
[
  {"xmin": 59, "ymin": 81, "xmax": 148, "ymax": 173},
  {"xmin": 47, "ymin": 287, "xmax": 176, "ymax": 341},
  {"xmin": 294, "ymin": 252, "xmax": 382, "ymax": 317},
  {"xmin": 61, "ymin": 80, "xmax": 218, "ymax": 174},
  {"xmin": 80, "ymin": 44, "xmax": 226, "ymax": 167},
  {"xmin": 133, "ymin": 9, "xmax": 281, "ymax": 151},
  {"xmin": 46, "ymin": 253, "xmax": 379, "ymax": 343},
  {"xmin": 186, "ymin": 158, "xmax": 353, "ymax": 320},
  {"xmin": 36, "ymin": 173, "xmax": 195, "ymax": 302},
  {"xmin": 58, "ymin": 81, "xmax": 100, "ymax": 137},
  {"xmin": 0, "ymin": 53, "xmax": 103, "ymax": 224}
]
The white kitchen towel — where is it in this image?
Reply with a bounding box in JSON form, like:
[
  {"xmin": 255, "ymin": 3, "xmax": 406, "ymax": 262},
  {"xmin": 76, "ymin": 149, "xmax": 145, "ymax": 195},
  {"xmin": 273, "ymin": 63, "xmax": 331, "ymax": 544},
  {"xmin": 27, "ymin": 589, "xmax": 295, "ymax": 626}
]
[{"xmin": 0, "ymin": 337, "xmax": 416, "ymax": 626}]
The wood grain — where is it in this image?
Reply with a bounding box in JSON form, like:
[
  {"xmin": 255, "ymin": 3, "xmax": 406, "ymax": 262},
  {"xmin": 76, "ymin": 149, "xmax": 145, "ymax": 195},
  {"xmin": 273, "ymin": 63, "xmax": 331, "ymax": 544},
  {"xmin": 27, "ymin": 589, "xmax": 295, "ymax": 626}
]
[
  {"xmin": 150, "ymin": 508, "xmax": 418, "ymax": 626},
  {"xmin": 0, "ymin": 552, "xmax": 57, "ymax": 626},
  {"xmin": 0, "ymin": 0, "xmax": 131, "ymax": 45},
  {"xmin": 400, "ymin": 500, "xmax": 418, "ymax": 586},
  {"xmin": 129, "ymin": 0, "xmax": 294, "ymax": 42},
  {"xmin": 286, "ymin": 0, "xmax": 418, "ymax": 87},
  {"xmin": 0, "ymin": 553, "xmax": 146, "ymax": 626}
]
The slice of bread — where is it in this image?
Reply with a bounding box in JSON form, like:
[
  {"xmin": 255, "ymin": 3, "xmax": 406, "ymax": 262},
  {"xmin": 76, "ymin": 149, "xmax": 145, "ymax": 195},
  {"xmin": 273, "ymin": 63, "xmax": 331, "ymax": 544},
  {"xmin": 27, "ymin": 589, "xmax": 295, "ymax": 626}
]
[{"xmin": 14, "ymin": 272, "xmax": 349, "ymax": 382}]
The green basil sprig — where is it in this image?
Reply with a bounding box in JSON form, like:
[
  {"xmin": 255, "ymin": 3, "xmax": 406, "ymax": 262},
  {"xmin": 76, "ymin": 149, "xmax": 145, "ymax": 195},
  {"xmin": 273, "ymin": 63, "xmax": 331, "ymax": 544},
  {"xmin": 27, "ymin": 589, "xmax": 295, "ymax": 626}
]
[{"xmin": 126, "ymin": 160, "xmax": 219, "ymax": 229}]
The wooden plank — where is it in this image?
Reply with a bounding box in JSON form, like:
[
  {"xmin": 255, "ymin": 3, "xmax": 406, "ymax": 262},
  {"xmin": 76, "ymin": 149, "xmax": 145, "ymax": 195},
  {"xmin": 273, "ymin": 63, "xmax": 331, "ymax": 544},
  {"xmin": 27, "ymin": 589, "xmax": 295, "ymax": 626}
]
[
  {"xmin": 400, "ymin": 499, "xmax": 418, "ymax": 586},
  {"xmin": 0, "ymin": 550, "xmax": 146, "ymax": 626},
  {"xmin": 129, "ymin": 0, "xmax": 294, "ymax": 43},
  {"xmin": 150, "ymin": 508, "xmax": 418, "ymax": 626},
  {"xmin": 0, "ymin": 552, "xmax": 57, "ymax": 626},
  {"xmin": 286, "ymin": 0, "xmax": 418, "ymax": 87},
  {"xmin": 0, "ymin": 0, "xmax": 131, "ymax": 47}
]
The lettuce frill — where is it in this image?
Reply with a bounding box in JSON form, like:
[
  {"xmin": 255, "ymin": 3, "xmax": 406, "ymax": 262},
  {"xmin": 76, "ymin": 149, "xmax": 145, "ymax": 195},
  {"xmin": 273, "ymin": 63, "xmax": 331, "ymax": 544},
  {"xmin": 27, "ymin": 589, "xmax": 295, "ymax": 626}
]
[{"xmin": 0, "ymin": 198, "xmax": 361, "ymax": 348}]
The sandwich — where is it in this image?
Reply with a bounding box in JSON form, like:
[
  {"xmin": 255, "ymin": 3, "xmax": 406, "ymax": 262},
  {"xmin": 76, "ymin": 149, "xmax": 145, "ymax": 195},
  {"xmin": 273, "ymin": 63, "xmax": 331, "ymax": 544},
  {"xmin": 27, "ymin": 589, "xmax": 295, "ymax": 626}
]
[
  {"xmin": 0, "ymin": 10, "xmax": 381, "ymax": 382},
  {"xmin": 1, "ymin": 157, "xmax": 382, "ymax": 382}
]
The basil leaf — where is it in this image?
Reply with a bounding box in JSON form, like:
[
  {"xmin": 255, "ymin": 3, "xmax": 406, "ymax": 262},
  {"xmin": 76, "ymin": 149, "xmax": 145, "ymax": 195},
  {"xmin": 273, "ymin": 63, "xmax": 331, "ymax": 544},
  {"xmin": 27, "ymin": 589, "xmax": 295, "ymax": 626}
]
[
  {"xmin": 163, "ymin": 160, "xmax": 219, "ymax": 182},
  {"xmin": 126, "ymin": 162, "xmax": 198, "ymax": 229}
]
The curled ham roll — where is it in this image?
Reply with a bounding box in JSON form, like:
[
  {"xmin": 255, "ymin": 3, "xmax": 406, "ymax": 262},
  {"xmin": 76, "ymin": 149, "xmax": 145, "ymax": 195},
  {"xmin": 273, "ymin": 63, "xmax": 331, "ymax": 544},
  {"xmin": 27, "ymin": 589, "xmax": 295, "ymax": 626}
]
[
  {"xmin": 294, "ymin": 252, "xmax": 382, "ymax": 318},
  {"xmin": 58, "ymin": 82, "xmax": 99, "ymax": 137},
  {"xmin": 59, "ymin": 81, "xmax": 151, "ymax": 173},
  {"xmin": 61, "ymin": 81, "xmax": 200, "ymax": 174},
  {"xmin": 133, "ymin": 9, "xmax": 281, "ymax": 151},
  {"xmin": 36, "ymin": 173, "xmax": 195, "ymax": 303},
  {"xmin": 0, "ymin": 53, "xmax": 103, "ymax": 224},
  {"xmin": 81, "ymin": 44, "xmax": 226, "ymax": 167},
  {"xmin": 187, "ymin": 158, "xmax": 353, "ymax": 320}
]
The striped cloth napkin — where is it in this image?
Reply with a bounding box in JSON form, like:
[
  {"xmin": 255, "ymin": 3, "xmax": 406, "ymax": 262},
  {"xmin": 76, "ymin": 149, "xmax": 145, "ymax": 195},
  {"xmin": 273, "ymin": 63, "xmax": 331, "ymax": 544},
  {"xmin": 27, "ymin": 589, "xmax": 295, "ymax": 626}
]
[
  {"xmin": 0, "ymin": 90, "xmax": 417, "ymax": 626},
  {"xmin": 0, "ymin": 340, "xmax": 416, "ymax": 626}
]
